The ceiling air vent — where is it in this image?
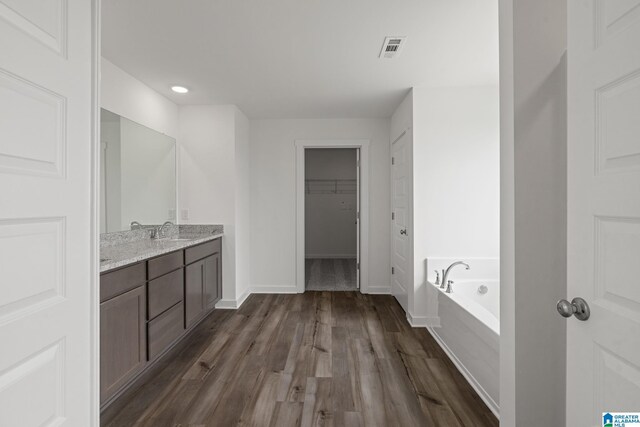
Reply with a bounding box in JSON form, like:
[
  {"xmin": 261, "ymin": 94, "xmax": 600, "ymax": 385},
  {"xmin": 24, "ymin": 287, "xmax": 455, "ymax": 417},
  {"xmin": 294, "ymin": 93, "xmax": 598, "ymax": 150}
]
[{"xmin": 379, "ymin": 36, "xmax": 407, "ymax": 59}]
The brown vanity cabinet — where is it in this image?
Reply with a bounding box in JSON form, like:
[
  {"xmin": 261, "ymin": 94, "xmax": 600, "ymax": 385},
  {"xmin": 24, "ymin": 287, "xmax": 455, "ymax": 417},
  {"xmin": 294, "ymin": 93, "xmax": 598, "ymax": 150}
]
[
  {"xmin": 100, "ymin": 265, "xmax": 146, "ymax": 404},
  {"xmin": 185, "ymin": 240, "xmax": 222, "ymax": 328},
  {"xmin": 100, "ymin": 238, "xmax": 221, "ymax": 409}
]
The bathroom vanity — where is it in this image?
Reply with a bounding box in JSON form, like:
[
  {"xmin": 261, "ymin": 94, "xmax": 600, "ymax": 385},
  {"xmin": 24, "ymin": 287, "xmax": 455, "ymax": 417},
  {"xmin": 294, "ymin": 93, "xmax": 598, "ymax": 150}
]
[{"xmin": 99, "ymin": 229, "xmax": 222, "ymax": 408}]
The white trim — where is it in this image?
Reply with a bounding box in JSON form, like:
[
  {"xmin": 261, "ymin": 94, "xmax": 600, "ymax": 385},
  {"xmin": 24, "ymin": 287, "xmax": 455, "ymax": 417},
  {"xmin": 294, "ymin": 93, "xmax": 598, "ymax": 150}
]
[
  {"xmin": 367, "ymin": 285, "xmax": 391, "ymax": 294},
  {"xmin": 499, "ymin": 0, "xmax": 515, "ymax": 424},
  {"xmin": 251, "ymin": 285, "xmax": 298, "ymax": 294},
  {"xmin": 427, "ymin": 326, "xmax": 500, "ymax": 419},
  {"xmin": 305, "ymin": 254, "xmax": 357, "ymax": 259},
  {"xmin": 215, "ymin": 287, "xmax": 251, "ymax": 309},
  {"xmin": 295, "ymin": 139, "xmax": 370, "ymax": 294},
  {"xmin": 90, "ymin": 2, "xmax": 101, "ymax": 425},
  {"xmin": 406, "ymin": 312, "xmax": 440, "ymax": 328}
]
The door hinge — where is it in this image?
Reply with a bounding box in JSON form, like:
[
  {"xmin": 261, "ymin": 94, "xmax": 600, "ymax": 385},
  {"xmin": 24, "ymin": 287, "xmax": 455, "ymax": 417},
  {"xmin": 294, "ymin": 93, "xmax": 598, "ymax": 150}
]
[
  {"xmin": 391, "ymin": 157, "xmax": 395, "ymax": 165},
  {"xmin": 392, "ymin": 267, "xmax": 395, "ymax": 275},
  {"xmin": 392, "ymin": 212, "xmax": 395, "ymax": 220}
]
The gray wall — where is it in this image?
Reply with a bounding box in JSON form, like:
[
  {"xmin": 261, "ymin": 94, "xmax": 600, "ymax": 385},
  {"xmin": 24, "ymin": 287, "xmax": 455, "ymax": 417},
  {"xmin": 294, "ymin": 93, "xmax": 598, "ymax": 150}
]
[{"xmin": 500, "ymin": 0, "xmax": 567, "ymax": 425}]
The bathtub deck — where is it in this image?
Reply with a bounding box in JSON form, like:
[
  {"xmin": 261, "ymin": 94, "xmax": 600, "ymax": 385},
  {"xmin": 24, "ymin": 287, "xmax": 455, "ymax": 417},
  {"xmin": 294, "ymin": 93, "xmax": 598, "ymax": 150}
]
[{"xmin": 101, "ymin": 292, "xmax": 498, "ymax": 427}]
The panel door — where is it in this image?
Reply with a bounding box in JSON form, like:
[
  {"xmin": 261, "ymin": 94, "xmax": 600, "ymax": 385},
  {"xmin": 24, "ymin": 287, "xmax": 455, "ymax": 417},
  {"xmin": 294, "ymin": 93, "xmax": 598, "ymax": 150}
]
[
  {"xmin": 567, "ymin": 0, "xmax": 640, "ymax": 424},
  {"xmin": 100, "ymin": 286, "xmax": 146, "ymax": 404},
  {"xmin": 185, "ymin": 260, "xmax": 205, "ymax": 328},
  {"xmin": 0, "ymin": 0, "xmax": 96, "ymax": 425},
  {"xmin": 391, "ymin": 131, "xmax": 411, "ymax": 311}
]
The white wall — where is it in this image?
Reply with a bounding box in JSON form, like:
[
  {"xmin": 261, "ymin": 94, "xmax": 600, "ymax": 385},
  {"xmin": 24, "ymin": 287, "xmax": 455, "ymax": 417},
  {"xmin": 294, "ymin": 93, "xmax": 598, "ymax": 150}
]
[
  {"xmin": 305, "ymin": 149, "xmax": 357, "ymax": 258},
  {"xmin": 250, "ymin": 119, "xmax": 391, "ymax": 293},
  {"xmin": 234, "ymin": 108, "xmax": 251, "ymax": 301},
  {"xmin": 179, "ymin": 105, "xmax": 237, "ymax": 303},
  {"xmin": 178, "ymin": 105, "xmax": 251, "ymax": 306},
  {"xmin": 413, "ymin": 86, "xmax": 500, "ymax": 322},
  {"xmin": 101, "ymin": 58, "xmax": 178, "ymax": 139},
  {"xmin": 500, "ymin": 0, "xmax": 567, "ymax": 425}
]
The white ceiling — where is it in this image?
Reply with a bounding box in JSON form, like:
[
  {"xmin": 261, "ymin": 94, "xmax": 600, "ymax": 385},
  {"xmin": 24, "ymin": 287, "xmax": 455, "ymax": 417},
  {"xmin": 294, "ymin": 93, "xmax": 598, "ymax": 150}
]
[{"xmin": 102, "ymin": 0, "xmax": 499, "ymax": 119}]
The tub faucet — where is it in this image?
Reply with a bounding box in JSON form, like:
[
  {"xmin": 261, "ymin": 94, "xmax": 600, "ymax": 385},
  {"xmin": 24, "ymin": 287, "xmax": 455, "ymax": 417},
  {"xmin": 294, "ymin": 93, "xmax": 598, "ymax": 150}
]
[
  {"xmin": 442, "ymin": 261, "xmax": 470, "ymax": 289},
  {"xmin": 446, "ymin": 280, "xmax": 454, "ymax": 293}
]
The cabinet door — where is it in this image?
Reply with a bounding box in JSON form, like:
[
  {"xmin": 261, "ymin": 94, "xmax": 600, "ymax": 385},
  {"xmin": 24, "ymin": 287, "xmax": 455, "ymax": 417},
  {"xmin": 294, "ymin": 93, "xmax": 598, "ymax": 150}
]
[
  {"xmin": 100, "ymin": 286, "xmax": 146, "ymax": 403},
  {"xmin": 185, "ymin": 260, "xmax": 205, "ymax": 328},
  {"xmin": 204, "ymin": 254, "xmax": 221, "ymax": 309}
]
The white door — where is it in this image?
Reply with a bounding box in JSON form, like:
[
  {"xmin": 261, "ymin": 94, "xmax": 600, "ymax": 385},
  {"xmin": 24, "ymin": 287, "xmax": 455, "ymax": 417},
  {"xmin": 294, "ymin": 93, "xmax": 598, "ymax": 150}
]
[
  {"xmin": 391, "ymin": 131, "xmax": 410, "ymax": 311},
  {"xmin": 567, "ymin": 0, "xmax": 640, "ymax": 425},
  {"xmin": 0, "ymin": 1, "xmax": 96, "ymax": 425}
]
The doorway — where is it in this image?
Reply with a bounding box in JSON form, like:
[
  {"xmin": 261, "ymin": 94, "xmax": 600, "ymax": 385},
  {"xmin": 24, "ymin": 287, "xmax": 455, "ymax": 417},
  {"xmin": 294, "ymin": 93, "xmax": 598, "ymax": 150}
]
[
  {"xmin": 295, "ymin": 140, "xmax": 370, "ymax": 293},
  {"xmin": 304, "ymin": 148, "xmax": 359, "ymax": 291}
]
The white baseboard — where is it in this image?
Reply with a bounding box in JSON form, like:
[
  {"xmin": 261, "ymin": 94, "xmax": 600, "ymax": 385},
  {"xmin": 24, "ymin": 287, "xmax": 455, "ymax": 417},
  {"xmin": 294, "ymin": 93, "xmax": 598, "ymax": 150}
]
[
  {"xmin": 426, "ymin": 326, "xmax": 500, "ymax": 419},
  {"xmin": 366, "ymin": 285, "xmax": 391, "ymax": 294},
  {"xmin": 215, "ymin": 288, "xmax": 251, "ymax": 309},
  {"xmin": 251, "ymin": 285, "xmax": 299, "ymax": 294},
  {"xmin": 406, "ymin": 312, "xmax": 440, "ymax": 327},
  {"xmin": 215, "ymin": 299, "xmax": 240, "ymax": 309},
  {"xmin": 305, "ymin": 254, "xmax": 357, "ymax": 259}
]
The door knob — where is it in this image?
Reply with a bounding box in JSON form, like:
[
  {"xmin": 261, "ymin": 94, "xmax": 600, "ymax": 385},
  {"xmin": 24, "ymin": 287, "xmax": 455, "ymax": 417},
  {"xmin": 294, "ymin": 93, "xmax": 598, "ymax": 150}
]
[
  {"xmin": 556, "ymin": 297, "xmax": 590, "ymax": 321},
  {"xmin": 400, "ymin": 229, "xmax": 407, "ymax": 235}
]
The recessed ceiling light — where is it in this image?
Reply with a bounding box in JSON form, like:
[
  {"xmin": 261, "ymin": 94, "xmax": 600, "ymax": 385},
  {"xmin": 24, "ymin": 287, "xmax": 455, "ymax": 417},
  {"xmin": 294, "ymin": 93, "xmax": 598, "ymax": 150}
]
[{"xmin": 171, "ymin": 85, "xmax": 189, "ymax": 94}]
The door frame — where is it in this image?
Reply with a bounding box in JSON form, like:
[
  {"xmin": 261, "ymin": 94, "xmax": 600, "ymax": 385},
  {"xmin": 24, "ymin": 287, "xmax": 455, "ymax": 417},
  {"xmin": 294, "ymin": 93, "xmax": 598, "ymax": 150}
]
[
  {"xmin": 499, "ymin": 0, "xmax": 568, "ymax": 424},
  {"xmin": 91, "ymin": 0, "xmax": 101, "ymax": 424},
  {"xmin": 295, "ymin": 139, "xmax": 370, "ymax": 293}
]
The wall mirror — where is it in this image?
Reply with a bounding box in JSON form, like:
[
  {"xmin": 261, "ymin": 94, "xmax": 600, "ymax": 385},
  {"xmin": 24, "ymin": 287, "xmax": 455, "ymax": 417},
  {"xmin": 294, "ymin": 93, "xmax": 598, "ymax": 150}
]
[{"xmin": 100, "ymin": 109, "xmax": 177, "ymax": 233}]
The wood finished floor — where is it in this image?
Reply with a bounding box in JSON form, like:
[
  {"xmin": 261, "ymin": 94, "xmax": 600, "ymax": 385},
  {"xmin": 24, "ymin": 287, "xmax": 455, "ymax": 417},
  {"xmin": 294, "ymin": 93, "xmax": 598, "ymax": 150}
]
[
  {"xmin": 102, "ymin": 292, "xmax": 498, "ymax": 427},
  {"xmin": 305, "ymin": 259, "xmax": 358, "ymax": 291}
]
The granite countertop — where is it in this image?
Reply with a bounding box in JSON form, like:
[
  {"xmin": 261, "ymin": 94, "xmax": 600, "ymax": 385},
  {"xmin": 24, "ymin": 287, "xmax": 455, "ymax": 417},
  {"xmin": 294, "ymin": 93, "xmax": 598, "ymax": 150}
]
[{"xmin": 100, "ymin": 224, "xmax": 223, "ymax": 273}]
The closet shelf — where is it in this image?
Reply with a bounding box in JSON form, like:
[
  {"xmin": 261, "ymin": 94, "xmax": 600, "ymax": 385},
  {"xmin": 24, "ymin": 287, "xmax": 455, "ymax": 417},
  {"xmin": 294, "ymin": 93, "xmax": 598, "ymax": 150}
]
[{"xmin": 305, "ymin": 179, "xmax": 357, "ymax": 194}]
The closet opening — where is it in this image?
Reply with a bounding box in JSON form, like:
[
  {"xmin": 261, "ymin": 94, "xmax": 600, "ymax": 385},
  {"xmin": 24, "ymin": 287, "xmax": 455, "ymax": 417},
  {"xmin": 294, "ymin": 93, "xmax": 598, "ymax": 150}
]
[
  {"xmin": 295, "ymin": 140, "xmax": 370, "ymax": 293},
  {"xmin": 304, "ymin": 148, "xmax": 360, "ymax": 291}
]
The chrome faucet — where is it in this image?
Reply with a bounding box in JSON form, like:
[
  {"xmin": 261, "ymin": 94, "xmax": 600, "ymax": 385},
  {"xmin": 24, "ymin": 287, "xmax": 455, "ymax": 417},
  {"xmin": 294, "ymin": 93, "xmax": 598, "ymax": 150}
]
[
  {"xmin": 130, "ymin": 221, "xmax": 143, "ymax": 229},
  {"xmin": 153, "ymin": 221, "xmax": 174, "ymax": 239},
  {"xmin": 441, "ymin": 261, "xmax": 470, "ymax": 289},
  {"xmin": 446, "ymin": 280, "xmax": 454, "ymax": 293}
]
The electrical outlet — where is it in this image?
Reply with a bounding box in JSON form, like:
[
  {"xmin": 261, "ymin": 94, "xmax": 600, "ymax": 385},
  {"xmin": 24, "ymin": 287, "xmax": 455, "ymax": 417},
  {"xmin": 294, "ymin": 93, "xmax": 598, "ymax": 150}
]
[
  {"xmin": 168, "ymin": 209, "xmax": 176, "ymax": 221},
  {"xmin": 180, "ymin": 209, "xmax": 189, "ymax": 221}
]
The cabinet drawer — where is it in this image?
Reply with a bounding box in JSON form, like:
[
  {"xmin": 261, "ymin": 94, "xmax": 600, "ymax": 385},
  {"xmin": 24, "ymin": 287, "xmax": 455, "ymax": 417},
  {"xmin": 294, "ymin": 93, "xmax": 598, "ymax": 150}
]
[
  {"xmin": 147, "ymin": 302, "xmax": 184, "ymax": 360},
  {"xmin": 148, "ymin": 250, "xmax": 183, "ymax": 280},
  {"xmin": 148, "ymin": 268, "xmax": 184, "ymax": 320},
  {"xmin": 185, "ymin": 239, "xmax": 221, "ymax": 265},
  {"xmin": 100, "ymin": 262, "xmax": 146, "ymax": 302}
]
